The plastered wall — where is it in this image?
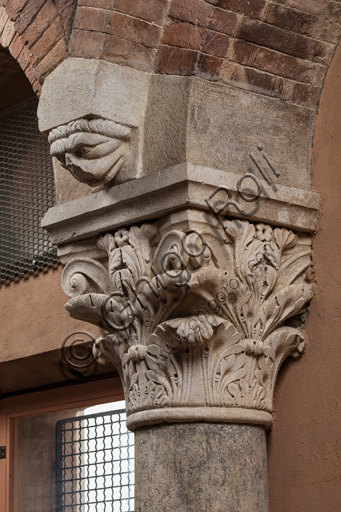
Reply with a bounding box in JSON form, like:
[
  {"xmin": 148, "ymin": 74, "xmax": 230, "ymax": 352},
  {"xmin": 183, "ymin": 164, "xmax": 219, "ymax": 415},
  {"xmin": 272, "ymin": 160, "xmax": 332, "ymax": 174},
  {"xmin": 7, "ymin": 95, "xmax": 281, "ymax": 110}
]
[
  {"xmin": 267, "ymin": 40, "xmax": 341, "ymax": 512},
  {"xmin": 0, "ymin": 268, "xmax": 109, "ymax": 395}
]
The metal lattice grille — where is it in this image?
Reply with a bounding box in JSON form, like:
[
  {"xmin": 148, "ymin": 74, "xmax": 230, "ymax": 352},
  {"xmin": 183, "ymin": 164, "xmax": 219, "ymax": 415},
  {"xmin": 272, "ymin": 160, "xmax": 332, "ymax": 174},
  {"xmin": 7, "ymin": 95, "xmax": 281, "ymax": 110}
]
[
  {"xmin": 56, "ymin": 410, "xmax": 135, "ymax": 512},
  {"xmin": 0, "ymin": 97, "xmax": 58, "ymax": 284}
]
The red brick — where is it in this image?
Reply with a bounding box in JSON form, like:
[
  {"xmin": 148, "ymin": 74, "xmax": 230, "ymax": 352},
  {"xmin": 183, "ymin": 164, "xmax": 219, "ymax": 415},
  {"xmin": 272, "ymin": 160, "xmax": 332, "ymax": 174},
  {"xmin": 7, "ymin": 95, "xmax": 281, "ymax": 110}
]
[
  {"xmin": 196, "ymin": 52, "xmax": 223, "ymax": 78},
  {"xmin": 73, "ymin": 6, "xmax": 110, "ymax": 33},
  {"xmin": 217, "ymin": 0, "xmax": 266, "ymax": 19},
  {"xmin": 70, "ymin": 29, "xmax": 106, "ymax": 59},
  {"xmin": 17, "ymin": 42, "xmax": 31, "ymax": 70},
  {"xmin": 108, "ymin": 12, "xmax": 162, "ymax": 48},
  {"xmin": 102, "ymin": 34, "xmax": 157, "ymax": 72},
  {"xmin": 54, "ymin": 0, "xmax": 77, "ymax": 40},
  {"xmin": 207, "ymin": 8, "xmax": 237, "ymax": 35},
  {"xmin": 232, "ymin": 39, "xmax": 326, "ymax": 85},
  {"xmin": 161, "ymin": 20, "xmax": 207, "ymax": 51},
  {"xmin": 237, "ymin": 17, "xmax": 328, "ymax": 61},
  {"xmin": 9, "ymin": 32, "xmax": 24, "ymax": 59},
  {"xmin": 327, "ymin": 2, "xmax": 341, "ymax": 17},
  {"xmin": 264, "ymin": 3, "xmax": 318, "ymax": 37},
  {"xmin": 203, "ymin": 31, "xmax": 230, "ymax": 57},
  {"xmin": 1, "ymin": 18, "xmax": 15, "ymax": 47},
  {"xmin": 33, "ymin": 37, "xmax": 67, "ymax": 82},
  {"xmin": 78, "ymin": 0, "xmax": 114, "ymax": 7},
  {"xmin": 25, "ymin": 64, "xmax": 41, "ymax": 94},
  {"xmin": 292, "ymin": 82, "xmax": 320, "ymax": 108},
  {"xmin": 114, "ymin": 0, "xmax": 169, "ymax": 26},
  {"xmin": 14, "ymin": 0, "xmax": 46, "ymax": 34},
  {"xmin": 5, "ymin": 0, "xmax": 29, "ymax": 21},
  {"xmin": 155, "ymin": 45, "xmax": 198, "ymax": 75},
  {"xmin": 31, "ymin": 19, "xmax": 64, "ymax": 66},
  {"xmin": 0, "ymin": 7, "xmax": 8, "ymax": 34},
  {"xmin": 168, "ymin": 0, "xmax": 213, "ymax": 26},
  {"xmin": 311, "ymin": 39, "xmax": 334, "ymax": 65},
  {"xmin": 169, "ymin": 1, "xmax": 237, "ymax": 34},
  {"xmin": 221, "ymin": 60, "xmax": 291, "ymax": 100},
  {"xmin": 311, "ymin": 12, "xmax": 341, "ymax": 45},
  {"xmin": 291, "ymin": 0, "xmax": 329, "ymax": 15},
  {"xmin": 21, "ymin": 1, "xmax": 58, "ymax": 47}
]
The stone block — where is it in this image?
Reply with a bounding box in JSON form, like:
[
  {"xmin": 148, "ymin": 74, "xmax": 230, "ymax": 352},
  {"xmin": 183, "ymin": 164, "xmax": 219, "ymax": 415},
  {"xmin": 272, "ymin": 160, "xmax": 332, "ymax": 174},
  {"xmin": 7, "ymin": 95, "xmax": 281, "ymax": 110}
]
[
  {"xmin": 186, "ymin": 78, "xmax": 315, "ymax": 190},
  {"xmin": 38, "ymin": 58, "xmax": 151, "ymax": 131}
]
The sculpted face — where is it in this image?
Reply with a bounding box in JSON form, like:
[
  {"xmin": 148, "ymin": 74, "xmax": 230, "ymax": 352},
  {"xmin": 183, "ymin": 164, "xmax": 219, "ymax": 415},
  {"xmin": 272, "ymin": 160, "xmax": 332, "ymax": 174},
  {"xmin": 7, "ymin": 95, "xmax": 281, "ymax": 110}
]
[{"xmin": 49, "ymin": 117, "xmax": 132, "ymax": 187}]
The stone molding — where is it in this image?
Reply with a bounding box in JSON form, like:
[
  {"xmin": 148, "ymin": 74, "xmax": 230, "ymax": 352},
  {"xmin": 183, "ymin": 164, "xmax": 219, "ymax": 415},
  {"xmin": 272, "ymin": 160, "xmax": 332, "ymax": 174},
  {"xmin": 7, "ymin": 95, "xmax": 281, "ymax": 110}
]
[
  {"xmin": 42, "ymin": 163, "xmax": 320, "ymax": 247},
  {"xmin": 62, "ymin": 211, "xmax": 313, "ymax": 430}
]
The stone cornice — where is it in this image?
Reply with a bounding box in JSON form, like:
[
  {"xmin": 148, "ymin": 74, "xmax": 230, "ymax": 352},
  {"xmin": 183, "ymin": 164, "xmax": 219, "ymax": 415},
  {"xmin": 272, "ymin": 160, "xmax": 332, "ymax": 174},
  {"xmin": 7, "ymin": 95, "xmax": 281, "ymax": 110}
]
[
  {"xmin": 42, "ymin": 163, "xmax": 320, "ymax": 247},
  {"xmin": 62, "ymin": 211, "xmax": 313, "ymax": 430}
]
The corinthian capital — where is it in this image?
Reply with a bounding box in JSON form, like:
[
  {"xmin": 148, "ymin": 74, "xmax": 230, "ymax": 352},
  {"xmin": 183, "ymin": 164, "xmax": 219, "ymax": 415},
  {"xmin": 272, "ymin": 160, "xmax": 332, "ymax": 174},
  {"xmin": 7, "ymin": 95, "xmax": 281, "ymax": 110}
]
[{"xmin": 62, "ymin": 212, "xmax": 313, "ymax": 430}]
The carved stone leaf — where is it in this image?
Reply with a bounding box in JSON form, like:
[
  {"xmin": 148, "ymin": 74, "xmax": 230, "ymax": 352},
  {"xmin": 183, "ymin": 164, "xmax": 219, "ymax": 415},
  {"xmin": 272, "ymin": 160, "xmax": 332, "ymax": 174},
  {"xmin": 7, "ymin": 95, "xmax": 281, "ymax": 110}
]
[
  {"xmin": 277, "ymin": 250, "xmax": 312, "ymax": 286},
  {"xmin": 65, "ymin": 293, "xmax": 107, "ymax": 327},
  {"xmin": 97, "ymin": 233, "xmax": 116, "ymax": 254},
  {"xmin": 273, "ymin": 228, "xmax": 297, "ymax": 252},
  {"xmin": 145, "ymin": 370, "xmax": 173, "ymax": 396},
  {"xmin": 263, "ymin": 326, "xmax": 305, "ymax": 409},
  {"xmin": 165, "ymin": 314, "xmax": 222, "ymax": 345},
  {"xmin": 93, "ymin": 334, "xmax": 122, "ymax": 370},
  {"xmin": 266, "ymin": 326, "xmax": 305, "ymax": 360},
  {"xmin": 261, "ymin": 283, "xmax": 313, "ymax": 337}
]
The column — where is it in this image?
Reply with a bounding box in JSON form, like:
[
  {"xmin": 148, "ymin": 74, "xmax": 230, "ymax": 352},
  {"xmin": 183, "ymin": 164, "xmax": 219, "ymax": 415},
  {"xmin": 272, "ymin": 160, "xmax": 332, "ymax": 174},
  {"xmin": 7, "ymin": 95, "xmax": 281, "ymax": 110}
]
[{"xmin": 38, "ymin": 58, "xmax": 319, "ymax": 511}]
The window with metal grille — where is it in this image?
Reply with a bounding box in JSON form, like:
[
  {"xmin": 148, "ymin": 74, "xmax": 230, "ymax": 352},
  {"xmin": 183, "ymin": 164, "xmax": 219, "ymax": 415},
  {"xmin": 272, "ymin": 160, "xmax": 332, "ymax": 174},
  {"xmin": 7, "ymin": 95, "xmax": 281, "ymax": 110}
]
[
  {"xmin": 0, "ymin": 97, "xmax": 58, "ymax": 285},
  {"xmin": 55, "ymin": 408, "xmax": 135, "ymax": 512}
]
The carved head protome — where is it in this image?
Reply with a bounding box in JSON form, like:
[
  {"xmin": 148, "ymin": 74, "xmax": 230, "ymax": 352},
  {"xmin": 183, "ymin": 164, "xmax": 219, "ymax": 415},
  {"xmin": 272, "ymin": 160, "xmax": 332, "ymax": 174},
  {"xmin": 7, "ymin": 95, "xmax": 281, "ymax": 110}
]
[{"xmin": 49, "ymin": 117, "xmax": 132, "ymax": 187}]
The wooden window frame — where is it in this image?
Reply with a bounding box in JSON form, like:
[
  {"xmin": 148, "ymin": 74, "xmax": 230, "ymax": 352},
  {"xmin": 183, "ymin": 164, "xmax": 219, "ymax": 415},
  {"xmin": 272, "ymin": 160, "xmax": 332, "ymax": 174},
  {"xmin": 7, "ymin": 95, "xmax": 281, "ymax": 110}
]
[{"xmin": 0, "ymin": 377, "xmax": 124, "ymax": 512}]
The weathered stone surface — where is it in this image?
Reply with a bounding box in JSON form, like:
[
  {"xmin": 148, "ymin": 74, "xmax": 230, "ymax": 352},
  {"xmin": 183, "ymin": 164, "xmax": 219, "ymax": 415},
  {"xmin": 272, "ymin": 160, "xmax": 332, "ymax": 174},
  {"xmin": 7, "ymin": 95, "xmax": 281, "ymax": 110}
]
[
  {"xmin": 42, "ymin": 165, "xmax": 320, "ymax": 246},
  {"xmin": 38, "ymin": 58, "xmax": 151, "ymax": 131},
  {"xmin": 145, "ymin": 74, "xmax": 315, "ymax": 191},
  {"xmin": 39, "ymin": 58, "xmax": 316, "ymax": 199},
  {"xmin": 186, "ymin": 78, "xmax": 315, "ymax": 191},
  {"xmin": 60, "ymin": 212, "xmax": 313, "ymax": 430},
  {"xmin": 38, "ymin": 58, "xmax": 150, "ymax": 186},
  {"xmin": 49, "ymin": 117, "xmax": 135, "ymax": 187},
  {"xmin": 135, "ymin": 423, "xmax": 269, "ymax": 512}
]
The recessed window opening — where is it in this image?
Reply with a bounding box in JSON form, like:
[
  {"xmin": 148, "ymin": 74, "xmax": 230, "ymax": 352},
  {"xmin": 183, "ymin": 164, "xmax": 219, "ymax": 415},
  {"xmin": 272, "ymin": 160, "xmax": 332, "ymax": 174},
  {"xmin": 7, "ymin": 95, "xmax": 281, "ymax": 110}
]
[
  {"xmin": 0, "ymin": 97, "xmax": 58, "ymax": 285},
  {"xmin": 13, "ymin": 400, "xmax": 134, "ymax": 512}
]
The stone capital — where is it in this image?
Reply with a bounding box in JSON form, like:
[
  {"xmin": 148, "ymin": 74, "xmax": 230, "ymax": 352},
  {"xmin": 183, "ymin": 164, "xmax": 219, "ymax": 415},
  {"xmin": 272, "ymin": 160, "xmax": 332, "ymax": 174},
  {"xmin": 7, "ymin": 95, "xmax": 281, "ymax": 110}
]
[{"xmin": 61, "ymin": 210, "xmax": 313, "ymax": 430}]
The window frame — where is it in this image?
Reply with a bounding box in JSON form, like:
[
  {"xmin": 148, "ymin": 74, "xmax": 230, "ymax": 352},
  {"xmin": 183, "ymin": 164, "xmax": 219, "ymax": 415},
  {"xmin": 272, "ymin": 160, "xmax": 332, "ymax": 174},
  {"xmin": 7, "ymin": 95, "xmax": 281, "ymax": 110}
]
[{"xmin": 0, "ymin": 377, "xmax": 124, "ymax": 512}]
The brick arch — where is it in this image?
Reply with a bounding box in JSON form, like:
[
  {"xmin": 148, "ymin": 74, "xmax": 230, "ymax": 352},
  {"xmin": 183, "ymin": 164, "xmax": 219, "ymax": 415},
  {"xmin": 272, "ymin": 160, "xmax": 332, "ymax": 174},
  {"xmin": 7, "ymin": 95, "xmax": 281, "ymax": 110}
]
[
  {"xmin": 0, "ymin": 1, "xmax": 340, "ymax": 108},
  {"xmin": 0, "ymin": 0, "xmax": 69, "ymax": 95},
  {"xmin": 69, "ymin": 0, "xmax": 341, "ymax": 111}
]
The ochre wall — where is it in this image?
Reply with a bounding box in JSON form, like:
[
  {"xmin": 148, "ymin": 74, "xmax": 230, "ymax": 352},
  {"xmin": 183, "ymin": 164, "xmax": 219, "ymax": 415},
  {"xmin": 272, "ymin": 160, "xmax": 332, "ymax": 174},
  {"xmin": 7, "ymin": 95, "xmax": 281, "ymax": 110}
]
[
  {"xmin": 0, "ymin": 267, "xmax": 101, "ymax": 361},
  {"xmin": 0, "ymin": 267, "xmax": 107, "ymax": 394},
  {"xmin": 267, "ymin": 40, "xmax": 341, "ymax": 511}
]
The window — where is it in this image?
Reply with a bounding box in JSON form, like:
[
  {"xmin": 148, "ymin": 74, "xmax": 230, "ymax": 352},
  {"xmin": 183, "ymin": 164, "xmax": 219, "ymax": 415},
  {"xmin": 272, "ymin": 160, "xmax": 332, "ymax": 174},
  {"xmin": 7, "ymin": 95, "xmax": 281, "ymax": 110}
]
[
  {"xmin": 55, "ymin": 403, "xmax": 134, "ymax": 512},
  {"xmin": 0, "ymin": 378, "xmax": 133, "ymax": 512}
]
